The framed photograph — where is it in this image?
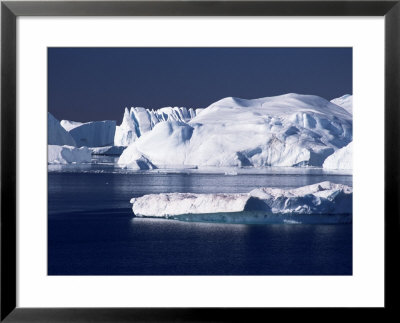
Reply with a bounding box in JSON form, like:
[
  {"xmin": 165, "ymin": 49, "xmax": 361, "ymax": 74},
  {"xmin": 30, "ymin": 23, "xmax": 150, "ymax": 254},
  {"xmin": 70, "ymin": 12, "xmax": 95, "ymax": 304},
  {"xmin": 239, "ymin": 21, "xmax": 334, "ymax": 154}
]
[{"xmin": 1, "ymin": 0, "xmax": 399, "ymax": 321}]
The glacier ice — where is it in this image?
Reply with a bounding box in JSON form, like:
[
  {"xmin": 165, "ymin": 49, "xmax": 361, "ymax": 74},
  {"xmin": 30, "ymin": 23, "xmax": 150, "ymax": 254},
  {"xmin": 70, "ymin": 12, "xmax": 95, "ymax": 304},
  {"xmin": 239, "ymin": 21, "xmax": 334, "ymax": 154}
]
[
  {"xmin": 60, "ymin": 120, "xmax": 84, "ymax": 131},
  {"xmin": 130, "ymin": 181, "xmax": 352, "ymax": 224},
  {"xmin": 119, "ymin": 93, "xmax": 352, "ymax": 168},
  {"xmin": 331, "ymin": 94, "xmax": 352, "ymax": 114},
  {"xmin": 323, "ymin": 142, "xmax": 352, "ymax": 170},
  {"xmin": 89, "ymin": 146, "xmax": 126, "ymax": 156},
  {"xmin": 48, "ymin": 145, "xmax": 91, "ymax": 164},
  {"xmin": 48, "ymin": 113, "xmax": 76, "ymax": 146},
  {"xmin": 131, "ymin": 193, "xmax": 268, "ymax": 217},
  {"xmin": 114, "ymin": 107, "xmax": 201, "ymax": 146},
  {"xmin": 61, "ymin": 120, "xmax": 116, "ymax": 147},
  {"xmin": 249, "ymin": 181, "xmax": 352, "ymax": 215},
  {"xmin": 117, "ymin": 145, "xmax": 156, "ymax": 170}
]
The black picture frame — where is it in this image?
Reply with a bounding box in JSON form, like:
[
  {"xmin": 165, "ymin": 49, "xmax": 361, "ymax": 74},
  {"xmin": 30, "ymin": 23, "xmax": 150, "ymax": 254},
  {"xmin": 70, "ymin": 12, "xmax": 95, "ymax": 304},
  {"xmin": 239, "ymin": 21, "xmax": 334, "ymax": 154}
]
[{"xmin": 1, "ymin": 0, "xmax": 399, "ymax": 321}]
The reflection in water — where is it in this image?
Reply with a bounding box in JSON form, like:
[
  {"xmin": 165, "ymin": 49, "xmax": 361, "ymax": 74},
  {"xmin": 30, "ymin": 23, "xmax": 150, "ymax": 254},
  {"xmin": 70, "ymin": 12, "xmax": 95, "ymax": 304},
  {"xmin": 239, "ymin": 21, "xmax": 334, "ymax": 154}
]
[
  {"xmin": 48, "ymin": 169, "xmax": 352, "ymax": 215},
  {"xmin": 49, "ymin": 155, "xmax": 352, "ymax": 176},
  {"xmin": 48, "ymin": 212, "xmax": 352, "ymax": 275},
  {"xmin": 48, "ymin": 162, "xmax": 352, "ymax": 275}
]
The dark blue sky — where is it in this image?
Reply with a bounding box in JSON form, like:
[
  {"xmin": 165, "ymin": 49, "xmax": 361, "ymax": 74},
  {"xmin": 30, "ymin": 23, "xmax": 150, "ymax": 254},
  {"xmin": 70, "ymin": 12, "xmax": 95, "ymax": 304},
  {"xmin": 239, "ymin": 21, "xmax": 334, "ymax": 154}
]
[{"xmin": 48, "ymin": 47, "xmax": 352, "ymax": 123}]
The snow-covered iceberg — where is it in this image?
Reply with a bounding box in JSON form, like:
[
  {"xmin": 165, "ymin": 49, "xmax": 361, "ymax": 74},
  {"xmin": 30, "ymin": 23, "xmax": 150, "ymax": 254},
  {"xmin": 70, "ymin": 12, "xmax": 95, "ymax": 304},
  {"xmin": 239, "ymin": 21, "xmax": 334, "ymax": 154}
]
[
  {"xmin": 48, "ymin": 145, "xmax": 91, "ymax": 164},
  {"xmin": 89, "ymin": 146, "xmax": 126, "ymax": 156},
  {"xmin": 60, "ymin": 120, "xmax": 84, "ymax": 131},
  {"xmin": 48, "ymin": 113, "xmax": 76, "ymax": 146},
  {"xmin": 249, "ymin": 181, "xmax": 352, "ymax": 215},
  {"xmin": 114, "ymin": 107, "xmax": 200, "ymax": 146},
  {"xmin": 131, "ymin": 193, "xmax": 268, "ymax": 217},
  {"xmin": 119, "ymin": 94, "xmax": 352, "ymax": 168},
  {"xmin": 130, "ymin": 181, "xmax": 352, "ymax": 224},
  {"xmin": 331, "ymin": 94, "xmax": 352, "ymax": 114},
  {"xmin": 323, "ymin": 142, "xmax": 352, "ymax": 170},
  {"xmin": 118, "ymin": 145, "xmax": 156, "ymax": 170},
  {"xmin": 61, "ymin": 120, "xmax": 116, "ymax": 147}
]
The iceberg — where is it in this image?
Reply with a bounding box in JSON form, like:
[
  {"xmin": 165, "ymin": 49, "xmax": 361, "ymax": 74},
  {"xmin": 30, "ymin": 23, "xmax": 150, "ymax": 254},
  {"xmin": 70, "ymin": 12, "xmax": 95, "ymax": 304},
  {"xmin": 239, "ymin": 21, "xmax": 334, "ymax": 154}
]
[
  {"xmin": 119, "ymin": 94, "xmax": 352, "ymax": 168},
  {"xmin": 249, "ymin": 181, "xmax": 352, "ymax": 215},
  {"xmin": 131, "ymin": 193, "xmax": 268, "ymax": 217},
  {"xmin": 331, "ymin": 94, "xmax": 352, "ymax": 114},
  {"xmin": 323, "ymin": 142, "xmax": 352, "ymax": 170},
  {"xmin": 61, "ymin": 120, "xmax": 116, "ymax": 147},
  {"xmin": 114, "ymin": 107, "xmax": 201, "ymax": 146},
  {"xmin": 130, "ymin": 181, "xmax": 352, "ymax": 224},
  {"xmin": 48, "ymin": 145, "xmax": 91, "ymax": 164},
  {"xmin": 89, "ymin": 146, "xmax": 126, "ymax": 156},
  {"xmin": 48, "ymin": 113, "xmax": 76, "ymax": 146},
  {"xmin": 118, "ymin": 145, "xmax": 156, "ymax": 170},
  {"xmin": 59, "ymin": 120, "xmax": 83, "ymax": 131}
]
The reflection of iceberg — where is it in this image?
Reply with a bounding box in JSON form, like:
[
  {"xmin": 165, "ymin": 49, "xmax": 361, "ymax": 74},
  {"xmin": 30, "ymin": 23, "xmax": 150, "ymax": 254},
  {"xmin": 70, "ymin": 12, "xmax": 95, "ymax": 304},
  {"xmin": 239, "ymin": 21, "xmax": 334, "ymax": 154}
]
[
  {"xmin": 224, "ymin": 171, "xmax": 238, "ymax": 176},
  {"xmin": 130, "ymin": 181, "xmax": 352, "ymax": 224},
  {"xmin": 169, "ymin": 213, "xmax": 351, "ymax": 224}
]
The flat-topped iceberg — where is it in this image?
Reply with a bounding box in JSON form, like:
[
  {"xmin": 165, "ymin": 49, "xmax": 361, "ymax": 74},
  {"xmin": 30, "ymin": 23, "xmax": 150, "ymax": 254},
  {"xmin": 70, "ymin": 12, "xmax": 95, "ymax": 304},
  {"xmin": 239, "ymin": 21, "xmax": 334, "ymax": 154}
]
[
  {"xmin": 119, "ymin": 94, "xmax": 352, "ymax": 168},
  {"xmin": 131, "ymin": 193, "xmax": 268, "ymax": 217},
  {"xmin": 323, "ymin": 142, "xmax": 352, "ymax": 170},
  {"xmin": 130, "ymin": 181, "xmax": 352, "ymax": 224},
  {"xmin": 48, "ymin": 113, "xmax": 76, "ymax": 146},
  {"xmin": 48, "ymin": 145, "xmax": 91, "ymax": 164},
  {"xmin": 114, "ymin": 106, "xmax": 201, "ymax": 146},
  {"xmin": 61, "ymin": 120, "xmax": 116, "ymax": 147}
]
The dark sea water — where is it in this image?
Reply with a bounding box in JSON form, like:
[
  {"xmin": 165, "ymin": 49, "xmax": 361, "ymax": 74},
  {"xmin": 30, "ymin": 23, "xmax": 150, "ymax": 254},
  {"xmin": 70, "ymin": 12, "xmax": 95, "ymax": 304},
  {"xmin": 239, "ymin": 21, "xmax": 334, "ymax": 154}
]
[{"xmin": 48, "ymin": 160, "xmax": 352, "ymax": 275}]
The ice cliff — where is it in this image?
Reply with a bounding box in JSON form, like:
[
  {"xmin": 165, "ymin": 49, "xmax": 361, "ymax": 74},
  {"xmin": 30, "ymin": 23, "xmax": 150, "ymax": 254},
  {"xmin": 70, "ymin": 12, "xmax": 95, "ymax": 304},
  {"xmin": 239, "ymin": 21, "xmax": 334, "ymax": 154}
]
[
  {"xmin": 89, "ymin": 146, "xmax": 126, "ymax": 156},
  {"xmin": 61, "ymin": 120, "xmax": 116, "ymax": 147},
  {"xmin": 48, "ymin": 113, "xmax": 76, "ymax": 146},
  {"xmin": 323, "ymin": 142, "xmax": 353, "ymax": 170},
  {"xmin": 114, "ymin": 107, "xmax": 200, "ymax": 146},
  {"xmin": 118, "ymin": 94, "xmax": 352, "ymax": 168}
]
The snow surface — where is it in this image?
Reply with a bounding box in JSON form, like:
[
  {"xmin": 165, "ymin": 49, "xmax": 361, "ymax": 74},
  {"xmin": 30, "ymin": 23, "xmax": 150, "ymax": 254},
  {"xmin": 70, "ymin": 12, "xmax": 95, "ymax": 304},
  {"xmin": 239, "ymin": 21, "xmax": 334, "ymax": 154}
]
[
  {"xmin": 331, "ymin": 94, "xmax": 352, "ymax": 114},
  {"xmin": 119, "ymin": 94, "xmax": 352, "ymax": 168},
  {"xmin": 323, "ymin": 142, "xmax": 353, "ymax": 170},
  {"xmin": 114, "ymin": 107, "xmax": 200, "ymax": 146},
  {"xmin": 61, "ymin": 120, "xmax": 116, "ymax": 147},
  {"xmin": 48, "ymin": 113, "xmax": 76, "ymax": 146},
  {"xmin": 130, "ymin": 181, "xmax": 352, "ymax": 223},
  {"xmin": 89, "ymin": 146, "xmax": 126, "ymax": 156},
  {"xmin": 48, "ymin": 145, "xmax": 91, "ymax": 164}
]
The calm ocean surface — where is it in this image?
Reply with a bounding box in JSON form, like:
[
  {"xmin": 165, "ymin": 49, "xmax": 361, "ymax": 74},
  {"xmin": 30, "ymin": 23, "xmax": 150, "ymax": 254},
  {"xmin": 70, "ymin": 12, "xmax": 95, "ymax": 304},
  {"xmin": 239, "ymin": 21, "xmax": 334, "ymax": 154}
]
[{"xmin": 48, "ymin": 159, "xmax": 352, "ymax": 275}]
